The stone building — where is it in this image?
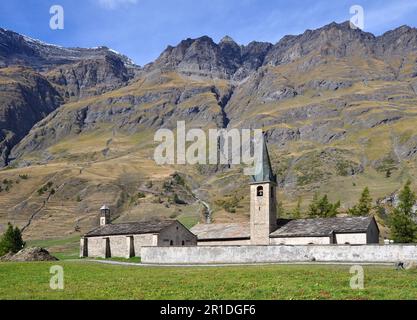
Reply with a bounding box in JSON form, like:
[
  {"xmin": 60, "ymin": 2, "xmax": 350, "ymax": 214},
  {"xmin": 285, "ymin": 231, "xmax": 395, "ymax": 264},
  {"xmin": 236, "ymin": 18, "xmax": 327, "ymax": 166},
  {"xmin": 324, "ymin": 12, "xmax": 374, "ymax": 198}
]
[
  {"xmin": 191, "ymin": 136, "xmax": 380, "ymax": 245},
  {"xmin": 80, "ymin": 206, "xmax": 197, "ymax": 258}
]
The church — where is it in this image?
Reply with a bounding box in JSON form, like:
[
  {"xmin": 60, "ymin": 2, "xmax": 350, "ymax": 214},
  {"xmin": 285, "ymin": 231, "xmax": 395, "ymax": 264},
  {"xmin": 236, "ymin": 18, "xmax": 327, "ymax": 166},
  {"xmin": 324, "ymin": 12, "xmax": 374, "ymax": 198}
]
[
  {"xmin": 191, "ymin": 137, "xmax": 380, "ymax": 246},
  {"xmin": 81, "ymin": 137, "xmax": 380, "ymax": 259}
]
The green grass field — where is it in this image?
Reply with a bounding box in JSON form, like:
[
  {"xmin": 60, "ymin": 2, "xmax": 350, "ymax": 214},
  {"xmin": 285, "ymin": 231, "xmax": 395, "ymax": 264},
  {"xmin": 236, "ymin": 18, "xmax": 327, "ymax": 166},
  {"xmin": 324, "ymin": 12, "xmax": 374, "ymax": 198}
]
[{"xmin": 1, "ymin": 261, "xmax": 417, "ymax": 300}]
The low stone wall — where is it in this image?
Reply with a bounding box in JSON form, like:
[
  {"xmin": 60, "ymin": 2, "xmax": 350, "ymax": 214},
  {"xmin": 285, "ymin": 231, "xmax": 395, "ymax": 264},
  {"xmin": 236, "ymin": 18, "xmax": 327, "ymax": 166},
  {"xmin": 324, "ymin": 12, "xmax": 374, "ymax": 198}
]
[{"xmin": 141, "ymin": 245, "xmax": 417, "ymax": 264}]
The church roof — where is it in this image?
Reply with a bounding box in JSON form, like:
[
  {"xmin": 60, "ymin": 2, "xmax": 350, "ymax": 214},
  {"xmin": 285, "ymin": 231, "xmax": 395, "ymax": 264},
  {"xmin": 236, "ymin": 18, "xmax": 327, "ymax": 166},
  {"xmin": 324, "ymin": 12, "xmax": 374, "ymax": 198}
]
[
  {"xmin": 84, "ymin": 220, "xmax": 178, "ymax": 237},
  {"xmin": 191, "ymin": 223, "xmax": 250, "ymax": 241},
  {"xmin": 251, "ymin": 135, "xmax": 277, "ymax": 184},
  {"xmin": 270, "ymin": 216, "xmax": 377, "ymax": 238}
]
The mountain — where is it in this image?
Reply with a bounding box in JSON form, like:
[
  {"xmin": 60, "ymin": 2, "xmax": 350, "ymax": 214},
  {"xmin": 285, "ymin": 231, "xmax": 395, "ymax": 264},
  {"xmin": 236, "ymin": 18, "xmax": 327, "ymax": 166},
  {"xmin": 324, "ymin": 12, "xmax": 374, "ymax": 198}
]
[
  {"xmin": 0, "ymin": 28, "xmax": 137, "ymax": 71},
  {"xmin": 1, "ymin": 21, "xmax": 417, "ymax": 241},
  {"xmin": 0, "ymin": 67, "xmax": 62, "ymax": 166},
  {"xmin": 0, "ymin": 28, "xmax": 139, "ymax": 167},
  {"xmin": 148, "ymin": 35, "xmax": 272, "ymax": 80}
]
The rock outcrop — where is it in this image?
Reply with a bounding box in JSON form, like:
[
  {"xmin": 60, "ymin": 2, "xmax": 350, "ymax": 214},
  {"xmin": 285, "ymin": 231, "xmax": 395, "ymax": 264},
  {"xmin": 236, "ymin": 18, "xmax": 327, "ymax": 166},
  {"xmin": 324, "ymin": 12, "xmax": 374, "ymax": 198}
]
[{"xmin": 0, "ymin": 247, "xmax": 58, "ymax": 262}]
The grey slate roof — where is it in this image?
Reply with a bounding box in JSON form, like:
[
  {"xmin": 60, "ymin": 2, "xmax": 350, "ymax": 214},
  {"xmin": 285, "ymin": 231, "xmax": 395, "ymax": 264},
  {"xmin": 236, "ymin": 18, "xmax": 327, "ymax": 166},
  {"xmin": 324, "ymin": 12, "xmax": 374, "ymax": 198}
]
[
  {"xmin": 270, "ymin": 216, "xmax": 376, "ymax": 238},
  {"xmin": 251, "ymin": 135, "xmax": 277, "ymax": 184},
  {"xmin": 191, "ymin": 223, "xmax": 250, "ymax": 241},
  {"xmin": 85, "ymin": 220, "xmax": 177, "ymax": 237}
]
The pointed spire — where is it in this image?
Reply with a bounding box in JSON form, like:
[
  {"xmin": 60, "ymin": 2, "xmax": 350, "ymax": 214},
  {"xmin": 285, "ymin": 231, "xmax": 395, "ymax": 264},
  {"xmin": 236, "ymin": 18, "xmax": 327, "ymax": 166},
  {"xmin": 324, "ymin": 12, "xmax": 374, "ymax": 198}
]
[{"xmin": 251, "ymin": 133, "xmax": 277, "ymax": 184}]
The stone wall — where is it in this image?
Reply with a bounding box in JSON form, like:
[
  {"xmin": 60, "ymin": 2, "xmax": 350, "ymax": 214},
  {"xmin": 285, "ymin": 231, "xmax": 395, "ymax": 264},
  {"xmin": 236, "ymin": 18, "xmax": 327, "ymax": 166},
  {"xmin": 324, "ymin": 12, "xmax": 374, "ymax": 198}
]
[
  {"xmin": 141, "ymin": 245, "xmax": 417, "ymax": 265},
  {"xmin": 80, "ymin": 222, "xmax": 197, "ymax": 258},
  {"xmin": 158, "ymin": 222, "xmax": 197, "ymax": 247},
  {"xmin": 82, "ymin": 234, "xmax": 157, "ymax": 258},
  {"xmin": 250, "ymin": 183, "xmax": 277, "ymax": 245},
  {"xmin": 271, "ymin": 236, "xmax": 331, "ymax": 245},
  {"xmin": 133, "ymin": 234, "xmax": 158, "ymax": 257},
  {"xmin": 85, "ymin": 237, "xmax": 107, "ymax": 258},
  {"xmin": 108, "ymin": 236, "xmax": 133, "ymax": 258},
  {"xmin": 198, "ymin": 239, "xmax": 251, "ymax": 246}
]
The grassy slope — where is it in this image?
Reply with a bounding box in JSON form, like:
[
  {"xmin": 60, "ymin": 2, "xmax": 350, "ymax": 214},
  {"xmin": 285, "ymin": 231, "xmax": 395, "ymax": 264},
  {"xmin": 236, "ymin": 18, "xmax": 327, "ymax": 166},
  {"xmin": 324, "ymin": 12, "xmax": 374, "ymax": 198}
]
[{"xmin": 0, "ymin": 261, "xmax": 416, "ymax": 300}]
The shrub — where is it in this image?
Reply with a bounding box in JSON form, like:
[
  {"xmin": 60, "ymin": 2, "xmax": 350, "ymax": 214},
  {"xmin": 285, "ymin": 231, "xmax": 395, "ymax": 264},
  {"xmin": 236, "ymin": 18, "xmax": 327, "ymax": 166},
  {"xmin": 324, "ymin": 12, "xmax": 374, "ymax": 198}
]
[{"xmin": 215, "ymin": 195, "xmax": 241, "ymax": 213}]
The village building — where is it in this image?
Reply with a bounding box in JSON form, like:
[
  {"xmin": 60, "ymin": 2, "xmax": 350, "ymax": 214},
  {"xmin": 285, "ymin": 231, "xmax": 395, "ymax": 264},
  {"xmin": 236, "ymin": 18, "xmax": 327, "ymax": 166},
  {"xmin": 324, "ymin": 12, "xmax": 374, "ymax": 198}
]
[
  {"xmin": 191, "ymin": 137, "xmax": 380, "ymax": 246},
  {"xmin": 80, "ymin": 206, "xmax": 197, "ymax": 258}
]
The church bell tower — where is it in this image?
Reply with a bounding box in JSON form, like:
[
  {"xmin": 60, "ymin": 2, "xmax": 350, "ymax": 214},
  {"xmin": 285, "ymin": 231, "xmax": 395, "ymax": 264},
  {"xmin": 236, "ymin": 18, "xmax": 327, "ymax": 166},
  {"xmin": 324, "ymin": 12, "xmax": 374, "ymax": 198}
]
[
  {"xmin": 250, "ymin": 135, "xmax": 277, "ymax": 245},
  {"xmin": 100, "ymin": 205, "xmax": 111, "ymax": 226}
]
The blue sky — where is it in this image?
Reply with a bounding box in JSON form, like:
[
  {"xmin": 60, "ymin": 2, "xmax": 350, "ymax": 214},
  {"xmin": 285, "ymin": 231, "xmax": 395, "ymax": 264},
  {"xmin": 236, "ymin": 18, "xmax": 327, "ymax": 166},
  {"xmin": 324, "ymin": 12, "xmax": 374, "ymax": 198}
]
[{"xmin": 1, "ymin": 0, "xmax": 417, "ymax": 66}]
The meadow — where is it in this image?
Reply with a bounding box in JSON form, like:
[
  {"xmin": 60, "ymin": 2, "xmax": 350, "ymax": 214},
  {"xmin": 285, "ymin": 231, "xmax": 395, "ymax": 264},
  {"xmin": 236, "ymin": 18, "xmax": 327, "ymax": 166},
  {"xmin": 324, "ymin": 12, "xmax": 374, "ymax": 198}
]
[{"xmin": 0, "ymin": 261, "xmax": 417, "ymax": 300}]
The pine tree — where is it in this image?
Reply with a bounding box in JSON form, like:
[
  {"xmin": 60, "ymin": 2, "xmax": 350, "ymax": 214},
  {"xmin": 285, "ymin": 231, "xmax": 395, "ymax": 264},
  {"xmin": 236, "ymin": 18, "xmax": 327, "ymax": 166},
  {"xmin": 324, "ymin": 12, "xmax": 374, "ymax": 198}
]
[
  {"xmin": 309, "ymin": 194, "xmax": 340, "ymax": 218},
  {"xmin": 348, "ymin": 187, "xmax": 373, "ymax": 216},
  {"xmin": 0, "ymin": 223, "xmax": 25, "ymax": 256},
  {"xmin": 398, "ymin": 180, "xmax": 415, "ymax": 216},
  {"xmin": 390, "ymin": 210, "xmax": 417, "ymax": 243},
  {"xmin": 390, "ymin": 181, "xmax": 417, "ymax": 243}
]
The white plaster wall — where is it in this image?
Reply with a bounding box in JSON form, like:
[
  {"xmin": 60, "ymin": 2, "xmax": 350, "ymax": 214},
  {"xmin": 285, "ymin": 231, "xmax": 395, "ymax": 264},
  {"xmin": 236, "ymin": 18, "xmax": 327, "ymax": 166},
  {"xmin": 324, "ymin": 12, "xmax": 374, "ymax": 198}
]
[
  {"xmin": 270, "ymin": 237, "xmax": 331, "ymax": 245},
  {"xmin": 141, "ymin": 245, "xmax": 417, "ymax": 264},
  {"xmin": 335, "ymin": 233, "xmax": 367, "ymax": 245},
  {"xmin": 197, "ymin": 239, "xmax": 251, "ymax": 246}
]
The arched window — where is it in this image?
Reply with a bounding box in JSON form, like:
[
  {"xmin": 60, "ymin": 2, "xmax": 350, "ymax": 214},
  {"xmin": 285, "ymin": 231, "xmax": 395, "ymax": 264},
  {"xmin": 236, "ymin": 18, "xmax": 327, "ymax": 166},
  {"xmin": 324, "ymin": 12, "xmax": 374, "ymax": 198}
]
[
  {"xmin": 170, "ymin": 240, "xmax": 174, "ymax": 246},
  {"xmin": 257, "ymin": 186, "xmax": 264, "ymax": 197},
  {"xmin": 182, "ymin": 241, "xmax": 185, "ymax": 246}
]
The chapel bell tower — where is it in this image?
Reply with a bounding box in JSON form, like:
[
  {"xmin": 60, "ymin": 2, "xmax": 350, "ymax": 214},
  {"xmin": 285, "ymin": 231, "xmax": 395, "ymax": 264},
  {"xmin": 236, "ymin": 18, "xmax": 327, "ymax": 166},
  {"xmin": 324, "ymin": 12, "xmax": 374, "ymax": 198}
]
[
  {"xmin": 250, "ymin": 135, "xmax": 277, "ymax": 245},
  {"xmin": 100, "ymin": 205, "xmax": 111, "ymax": 226}
]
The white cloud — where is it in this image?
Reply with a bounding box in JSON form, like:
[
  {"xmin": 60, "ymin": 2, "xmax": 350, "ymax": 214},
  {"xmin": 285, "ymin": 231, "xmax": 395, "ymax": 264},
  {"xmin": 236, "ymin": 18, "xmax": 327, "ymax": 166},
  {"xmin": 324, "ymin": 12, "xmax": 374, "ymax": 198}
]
[{"xmin": 96, "ymin": 0, "xmax": 138, "ymax": 10}]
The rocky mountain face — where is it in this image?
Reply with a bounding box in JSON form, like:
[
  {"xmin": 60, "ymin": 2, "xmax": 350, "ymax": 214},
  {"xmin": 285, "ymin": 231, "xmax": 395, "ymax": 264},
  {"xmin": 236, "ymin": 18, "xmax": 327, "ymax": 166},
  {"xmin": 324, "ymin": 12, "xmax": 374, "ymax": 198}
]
[
  {"xmin": 0, "ymin": 67, "xmax": 62, "ymax": 166},
  {"xmin": 46, "ymin": 53, "xmax": 135, "ymax": 101},
  {"xmin": 148, "ymin": 35, "xmax": 272, "ymax": 80},
  {"xmin": 2, "ymin": 21, "xmax": 417, "ymax": 239},
  {"xmin": 0, "ymin": 28, "xmax": 136, "ymax": 71},
  {"xmin": 0, "ymin": 28, "xmax": 139, "ymax": 166}
]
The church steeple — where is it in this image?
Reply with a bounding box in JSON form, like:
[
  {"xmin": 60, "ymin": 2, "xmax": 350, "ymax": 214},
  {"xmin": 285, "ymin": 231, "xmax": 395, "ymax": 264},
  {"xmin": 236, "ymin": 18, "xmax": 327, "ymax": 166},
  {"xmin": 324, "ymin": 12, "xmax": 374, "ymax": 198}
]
[
  {"xmin": 251, "ymin": 134, "xmax": 277, "ymax": 185},
  {"xmin": 249, "ymin": 133, "xmax": 278, "ymax": 245}
]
